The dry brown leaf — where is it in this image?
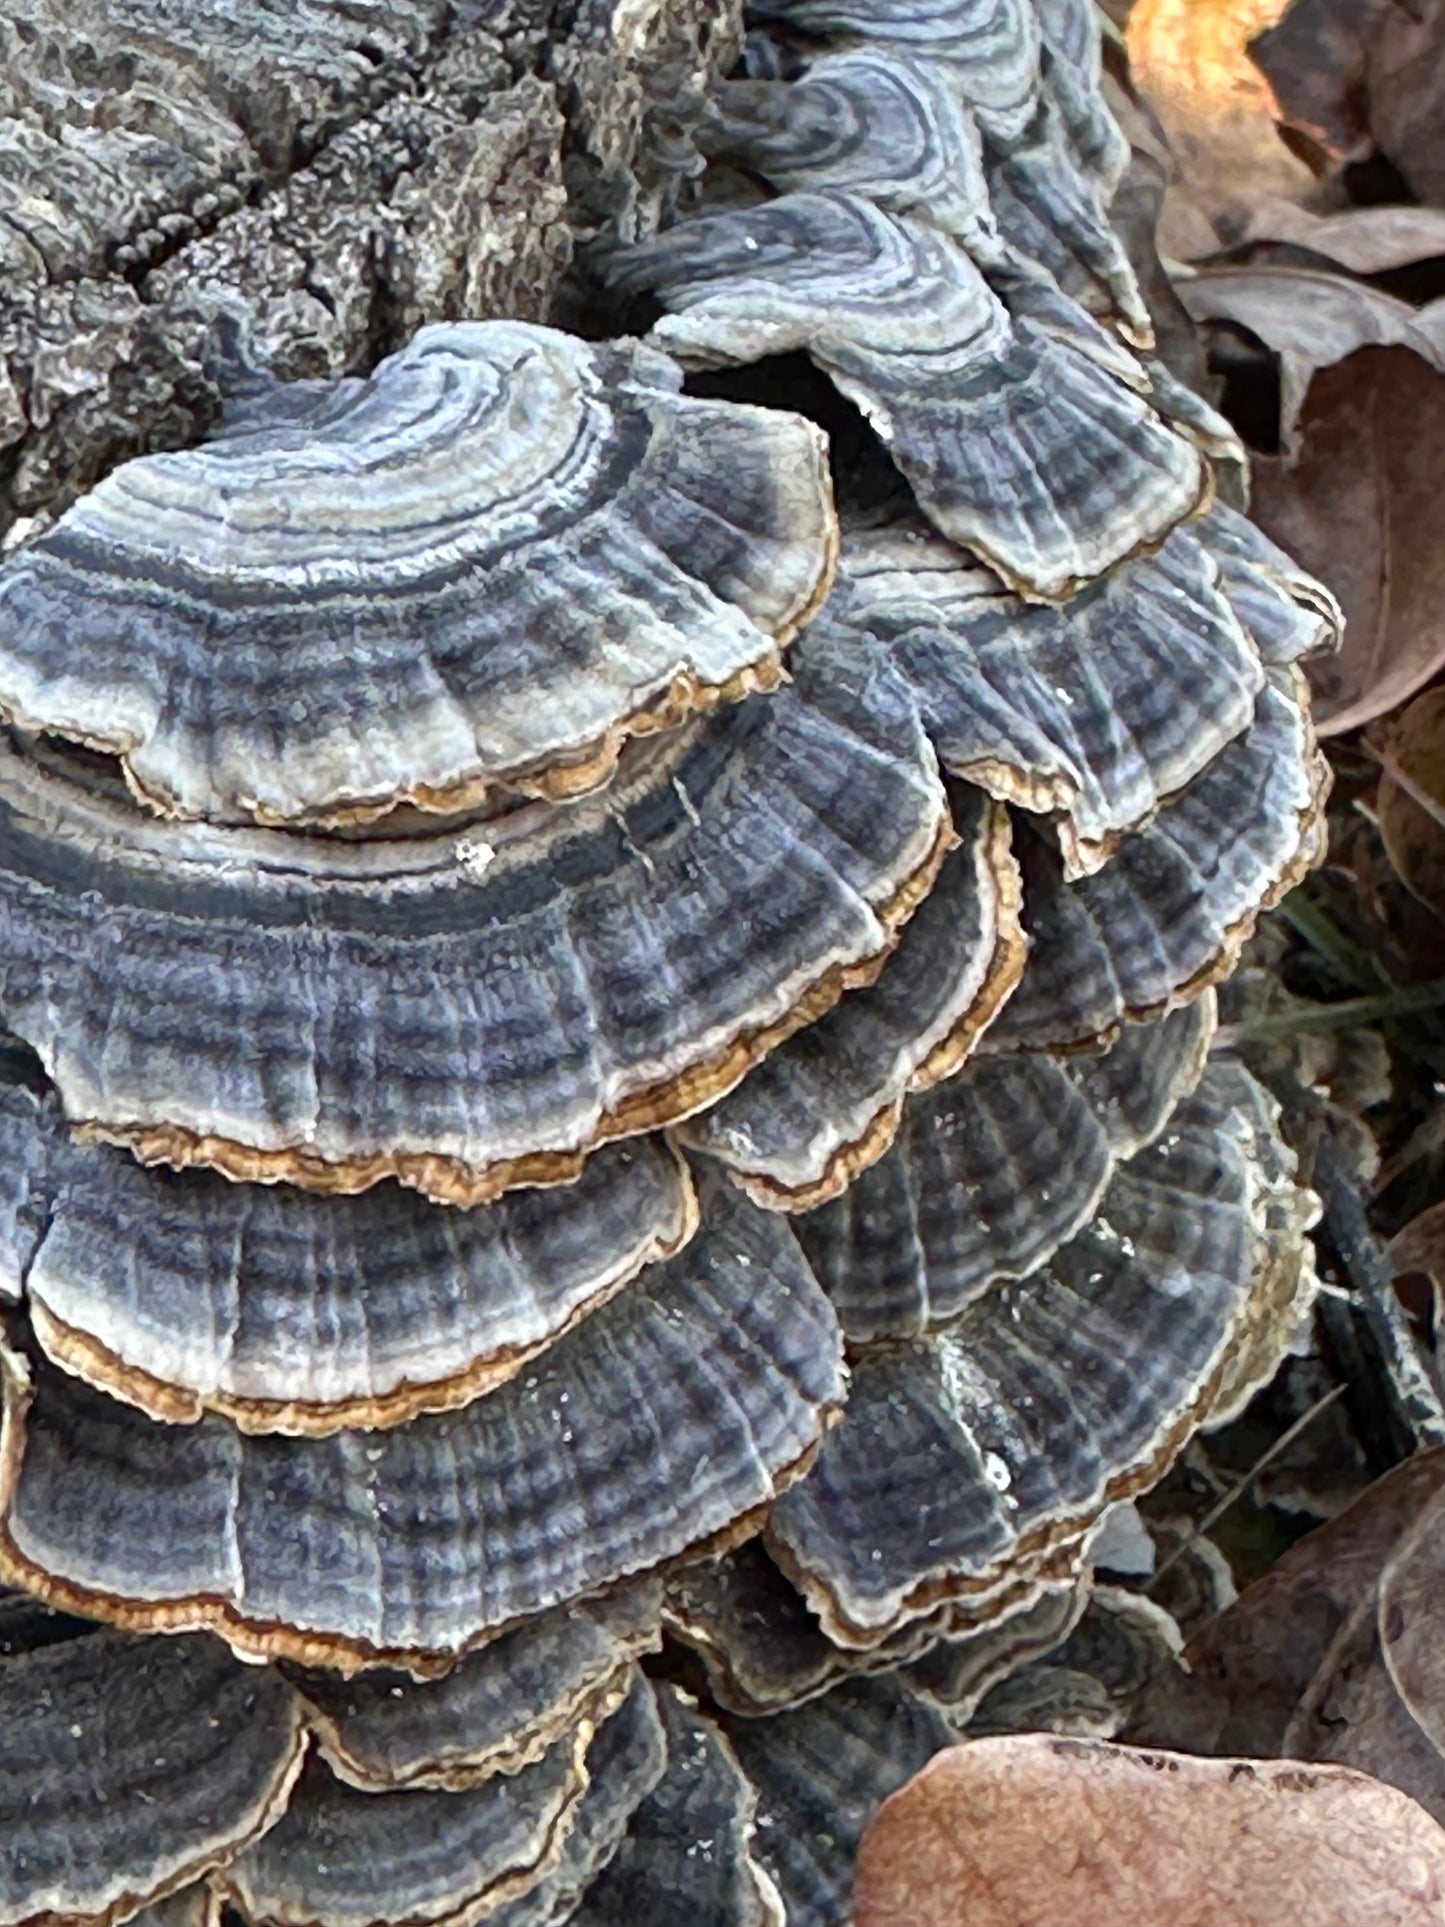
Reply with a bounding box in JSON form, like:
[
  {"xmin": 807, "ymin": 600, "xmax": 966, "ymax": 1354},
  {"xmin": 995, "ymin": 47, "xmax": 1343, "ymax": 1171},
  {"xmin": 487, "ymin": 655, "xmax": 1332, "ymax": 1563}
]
[
  {"xmin": 1250, "ymin": 0, "xmax": 1390, "ymax": 165},
  {"xmin": 1126, "ymin": 0, "xmax": 1328, "ymax": 260},
  {"xmin": 1241, "ymin": 203, "xmax": 1445, "ymax": 275},
  {"xmin": 1178, "ymin": 265, "xmax": 1444, "ymax": 448},
  {"xmin": 1376, "ymin": 688, "xmax": 1445, "ymax": 917},
  {"xmin": 1245, "ymin": 345, "xmax": 1445, "ymax": 732},
  {"xmin": 1128, "ymin": 1451, "xmax": 1445, "ymax": 1825},
  {"xmin": 1254, "ymin": 0, "xmax": 1445, "ymax": 202},
  {"xmin": 853, "ymin": 1735, "xmax": 1445, "ymax": 1927},
  {"xmin": 1367, "ymin": 3, "xmax": 1445, "ymax": 204},
  {"xmin": 1390, "ymin": 1202, "xmax": 1445, "ymax": 1297},
  {"xmin": 1382, "ymin": 1487, "xmax": 1445, "ymax": 1759}
]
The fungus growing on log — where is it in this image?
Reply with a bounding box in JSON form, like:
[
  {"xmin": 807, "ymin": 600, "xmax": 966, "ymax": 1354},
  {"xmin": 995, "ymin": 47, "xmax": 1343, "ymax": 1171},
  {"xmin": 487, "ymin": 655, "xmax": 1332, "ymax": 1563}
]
[
  {"xmin": 604, "ymin": 191, "xmax": 1209, "ymax": 600},
  {"xmin": 0, "ymin": 655, "xmax": 950, "ymax": 1202},
  {"xmin": 0, "ymin": 0, "xmax": 1334, "ymax": 1920},
  {"xmin": 0, "ymin": 329, "xmax": 836, "ymax": 829},
  {"xmin": 0, "ymin": 1628, "xmax": 304, "ymax": 1926}
]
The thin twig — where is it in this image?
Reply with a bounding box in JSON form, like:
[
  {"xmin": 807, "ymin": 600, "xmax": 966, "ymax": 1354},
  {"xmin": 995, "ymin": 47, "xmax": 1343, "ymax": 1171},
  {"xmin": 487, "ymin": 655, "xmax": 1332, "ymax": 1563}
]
[
  {"xmin": 1364, "ymin": 734, "xmax": 1445, "ymax": 838},
  {"xmin": 1145, "ymin": 1385, "xmax": 1349, "ymax": 1595}
]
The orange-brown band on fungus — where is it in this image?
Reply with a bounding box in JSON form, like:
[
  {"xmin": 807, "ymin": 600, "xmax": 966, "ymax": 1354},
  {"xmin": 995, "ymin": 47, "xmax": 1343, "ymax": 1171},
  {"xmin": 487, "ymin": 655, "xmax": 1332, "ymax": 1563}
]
[
  {"xmin": 0, "ymin": 1352, "xmax": 310, "ymax": 1919},
  {"xmin": 988, "ymin": 679, "xmax": 1331, "ymax": 1064},
  {"xmin": 211, "ymin": 1716, "xmax": 595, "ymax": 1927},
  {"xmin": 300, "ymin": 1662, "xmax": 640, "ymax": 1797},
  {"xmin": 763, "ymin": 1166, "xmax": 1319, "ymax": 1654},
  {"xmin": 972, "ymin": 458, "xmax": 1215, "ymax": 610},
  {"xmin": 25, "ymin": 1156, "xmax": 700, "ymax": 1438},
  {"xmin": 721, "ymin": 802, "xmax": 1029, "ymax": 1213},
  {"xmin": 0, "ymin": 1335, "xmax": 844, "ymax": 1679},
  {"xmin": 80, "ymin": 808, "xmax": 959, "ymax": 1206}
]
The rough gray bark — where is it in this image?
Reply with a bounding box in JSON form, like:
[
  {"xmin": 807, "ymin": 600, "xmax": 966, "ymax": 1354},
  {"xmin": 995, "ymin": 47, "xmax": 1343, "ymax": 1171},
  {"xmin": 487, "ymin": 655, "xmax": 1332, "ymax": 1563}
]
[{"xmin": 0, "ymin": 0, "xmax": 741, "ymax": 536}]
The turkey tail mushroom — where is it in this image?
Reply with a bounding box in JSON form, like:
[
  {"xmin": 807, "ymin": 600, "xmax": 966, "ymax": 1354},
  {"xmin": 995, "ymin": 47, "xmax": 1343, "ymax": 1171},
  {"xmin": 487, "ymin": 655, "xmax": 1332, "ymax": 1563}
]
[
  {"xmin": 0, "ymin": 1, "xmax": 1345, "ymax": 1919},
  {"xmin": 0, "ymin": 327, "xmax": 838, "ymax": 831},
  {"xmin": 603, "ymin": 191, "xmax": 1209, "ymax": 601},
  {"xmin": 0, "ymin": 645, "xmax": 952, "ymax": 1202},
  {"xmin": 0, "ymin": 1181, "xmax": 845, "ymax": 1671}
]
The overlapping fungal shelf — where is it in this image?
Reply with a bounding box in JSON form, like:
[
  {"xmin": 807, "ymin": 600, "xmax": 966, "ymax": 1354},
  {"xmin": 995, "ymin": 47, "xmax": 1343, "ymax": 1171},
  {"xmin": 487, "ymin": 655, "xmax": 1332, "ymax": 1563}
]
[{"xmin": 0, "ymin": 3, "xmax": 1335, "ymax": 1924}]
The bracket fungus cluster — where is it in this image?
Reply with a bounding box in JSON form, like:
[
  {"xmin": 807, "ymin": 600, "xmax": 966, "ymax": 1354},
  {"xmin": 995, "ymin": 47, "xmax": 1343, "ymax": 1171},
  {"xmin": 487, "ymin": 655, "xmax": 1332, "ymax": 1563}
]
[{"xmin": 0, "ymin": 2, "xmax": 1337, "ymax": 1923}]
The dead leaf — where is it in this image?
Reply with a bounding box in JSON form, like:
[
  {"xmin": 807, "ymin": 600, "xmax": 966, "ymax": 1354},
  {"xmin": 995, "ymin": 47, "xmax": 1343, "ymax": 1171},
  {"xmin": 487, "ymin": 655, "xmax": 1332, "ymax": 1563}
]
[
  {"xmin": 1177, "ymin": 265, "xmax": 1444, "ymax": 449},
  {"xmin": 1241, "ymin": 204, "xmax": 1445, "ymax": 276},
  {"xmin": 1125, "ymin": 0, "xmax": 1329, "ymax": 260},
  {"xmin": 1128, "ymin": 1450, "xmax": 1445, "ymax": 1825},
  {"xmin": 1253, "ymin": 0, "xmax": 1445, "ymax": 203},
  {"xmin": 1382, "ymin": 1487, "xmax": 1445, "ymax": 1758},
  {"xmin": 1357, "ymin": 1, "xmax": 1445, "ymax": 205},
  {"xmin": 853, "ymin": 1735, "xmax": 1445, "ymax": 1927},
  {"xmin": 1413, "ymin": 299, "xmax": 1445, "ymax": 363},
  {"xmin": 1390, "ymin": 1202, "xmax": 1445, "ymax": 1297},
  {"xmin": 1246, "ymin": 345, "xmax": 1445, "ymax": 732},
  {"xmin": 1250, "ymin": 0, "xmax": 1390, "ymax": 165},
  {"xmin": 1376, "ymin": 688, "xmax": 1445, "ymax": 918}
]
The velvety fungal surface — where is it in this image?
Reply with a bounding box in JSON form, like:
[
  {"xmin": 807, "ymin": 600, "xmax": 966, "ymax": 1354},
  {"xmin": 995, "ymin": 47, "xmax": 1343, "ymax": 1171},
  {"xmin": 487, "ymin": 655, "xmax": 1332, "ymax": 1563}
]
[{"xmin": 0, "ymin": 326, "xmax": 837, "ymax": 828}]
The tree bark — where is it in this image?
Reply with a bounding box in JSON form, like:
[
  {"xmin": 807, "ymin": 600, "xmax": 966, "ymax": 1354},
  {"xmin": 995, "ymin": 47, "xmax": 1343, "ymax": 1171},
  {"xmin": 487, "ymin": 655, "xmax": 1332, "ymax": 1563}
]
[{"xmin": 0, "ymin": 0, "xmax": 740, "ymax": 536}]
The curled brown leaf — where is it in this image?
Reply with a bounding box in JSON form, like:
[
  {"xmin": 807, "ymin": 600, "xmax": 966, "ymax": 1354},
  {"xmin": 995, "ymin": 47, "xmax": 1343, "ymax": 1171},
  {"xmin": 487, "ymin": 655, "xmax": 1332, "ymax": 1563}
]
[
  {"xmin": 1376, "ymin": 688, "xmax": 1445, "ymax": 918},
  {"xmin": 1254, "ymin": 0, "xmax": 1445, "ymax": 203},
  {"xmin": 1125, "ymin": 0, "xmax": 1327, "ymax": 259},
  {"xmin": 1130, "ymin": 1450, "xmax": 1445, "ymax": 1826},
  {"xmin": 1246, "ymin": 345, "xmax": 1445, "ymax": 732}
]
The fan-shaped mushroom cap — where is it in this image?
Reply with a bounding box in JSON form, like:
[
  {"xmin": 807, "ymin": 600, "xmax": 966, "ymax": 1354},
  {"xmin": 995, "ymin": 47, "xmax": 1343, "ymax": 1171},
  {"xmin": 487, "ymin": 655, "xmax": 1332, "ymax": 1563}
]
[
  {"xmin": 677, "ymin": 787, "xmax": 1025, "ymax": 1209},
  {"xmin": 218, "ymin": 1674, "xmax": 649, "ymax": 1927},
  {"xmin": 749, "ymin": 0, "xmax": 1041, "ymax": 139},
  {"xmin": 289, "ymin": 1585, "xmax": 661, "ymax": 1792},
  {"xmin": 966, "ymin": 1584, "xmax": 1183, "ymax": 1737},
  {"xmin": 0, "ymin": 1184, "xmax": 844, "ymax": 1670},
  {"xmin": 728, "ymin": 0, "xmax": 1148, "ymax": 339},
  {"xmin": 664, "ymin": 1540, "xmax": 933, "ymax": 1715},
  {"xmin": 571, "ymin": 1685, "xmax": 784, "ymax": 1927},
  {"xmin": 605, "ymin": 192, "xmax": 1208, "ymax": 600},
  {"xmin": 748, "ymin": 0, "xmax": 1144, "ymax": 339},
  {"xmin": 0, "ymin": 1078, "xmax": 695, "ymax": 1433},
  {"xmin": 990, "ymin": 667, "xmax": 1328, "ymax": 1051},
  {"xmin": 1034, "ymin": 0, "xmax": 1129, "ymax": 184},
  {"xmin": 724, "ymin": 1675, "xmax": 954, "ymax": 1927},
  {"xmin": 1193, "ymin": 503, "xmax": 1345, "ymax": 668},
  {"xmin": 476, "ymin": 1673, "xmax": 668, "ymax": 1927},
  {"xmin": 703, "ymin": 48, "xmax": 1001, "ymax": 259},
  {"xmin": 0, "ymin": 644, "xmax": 950, "ymax": 1203},
  {"xmin": 0, "ymin": 1057, "xmax": 49, "ymax": 1310},
  {"xmin": 987, "ymin": 131, "xmax": 1137, "ymax": 337},
  {"xmin": 820, "ymin": 519, "xmax": 1265, "ymax": 875},
  {"xmin": 0, "ymin": 325, "xmax": 838, "ymax": 829},
  {"xmin": 903, "ymin": 1576, "xmax": 1089, "ymax": 1720},
  {"xmin": 986, "ymin": 28, "xmax": 1146, "ymax": 342},
  {"xmin": 0, "ymin": 1627, "xmax": 304, "ymax": 1927},
  {"xmin": 798, "ymin": 997, "xmax": 1215, "ymax": 1342},
  {"xmin": 765, "ymin": 1062, "xmax": 1312, "ymax": 1645},
  {"xmin": 1202, "ymin": 1065, "xmax": 1322, "ymax": 1429},
  {"xmin": 664, "ymin": 1537, "xmax": 1076, "ymax": 1716}
]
